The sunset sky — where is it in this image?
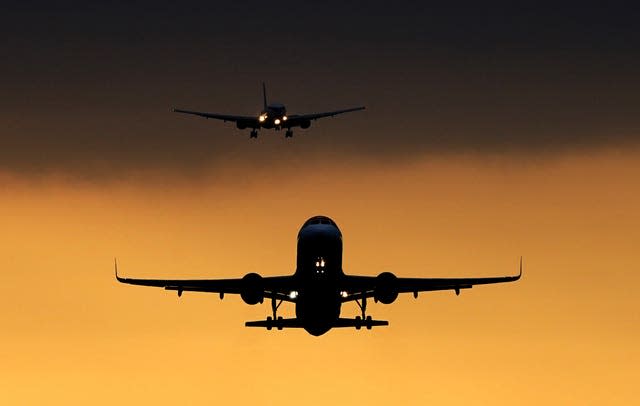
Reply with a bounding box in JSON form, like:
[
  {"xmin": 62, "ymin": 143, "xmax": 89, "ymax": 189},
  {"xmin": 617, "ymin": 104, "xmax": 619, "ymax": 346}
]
[{"xmin": 1, "ymin": 3, "xmax": 639, "ymax": 404}]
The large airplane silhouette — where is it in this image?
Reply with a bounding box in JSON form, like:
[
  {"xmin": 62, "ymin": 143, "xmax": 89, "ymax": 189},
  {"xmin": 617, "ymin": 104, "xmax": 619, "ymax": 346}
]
[
  {"xmin": 116, "ymin": 216, "xmax": 521, "ymax": 336},
  {"xmin": 173, "ymin": 83, "xmax": 365, "ymax": 138}
]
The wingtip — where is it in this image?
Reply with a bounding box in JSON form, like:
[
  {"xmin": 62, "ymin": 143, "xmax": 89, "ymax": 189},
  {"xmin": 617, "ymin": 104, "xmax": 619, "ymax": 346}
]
[
  {"xmin": 518, "ymin": 256, "xmax": 523, "ymax": 279},
  {"xmin": 114, "ymin": 257, "xmax": 122, "ymax": 281}
]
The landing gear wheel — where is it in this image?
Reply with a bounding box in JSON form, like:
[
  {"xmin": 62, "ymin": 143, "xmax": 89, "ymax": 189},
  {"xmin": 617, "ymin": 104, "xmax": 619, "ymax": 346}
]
[
  {"xmin": 250, "ymin": 129, "xmax": 258, "ymax": 138},
  {"xmin": 366, "ymin": 315, "xmax": 373, "ymax": 330},
  {"xmin": 355, "ymin": 315, "xmax": 362, "ymax": 330},
  {"xmin": 285, "ymin": 129, "xmax": 293, "ymax": 138},
  {"xmin": 266, "ymin": 316, "xmax": 273, "ymax": 330},
  {"xmin": 277, "ymin": 316, "xmax": 284, "ymax": 330}
]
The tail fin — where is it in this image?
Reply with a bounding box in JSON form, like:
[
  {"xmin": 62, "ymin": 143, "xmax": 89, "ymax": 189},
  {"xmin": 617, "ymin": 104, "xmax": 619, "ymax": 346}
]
[{"xmin": 262, "ymin": 82, "xmax": 268, "ymax": 109}]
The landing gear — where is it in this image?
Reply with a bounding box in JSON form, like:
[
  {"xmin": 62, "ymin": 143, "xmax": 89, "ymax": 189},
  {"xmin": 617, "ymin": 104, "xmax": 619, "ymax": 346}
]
[
  {"xmin": 250, "ymin": 296, "xmax": 285, "ymax": 331},
  {"xmin": 265, "ymin": 315, "xmax": 284, "ymax": 330},
  {"xmin": 354, "ymin": 294, "xmax": 374, "ymax": 329},
  {"xmin": 352, "ymin": 295, "xmax": 379, "ymax": 330},
  {"xmin": 353, "ymin": 316, "xmax": 374, "ymax": 330},
  {"xmin": 271, "ymin": 296, "xmax": 283, "ymax": 318},
  {"xmin": 355, "ymin": 294, "xmax": 367, "ymax": 319},
  {"xmin": 285, "ymin": 129, "xmax": 293, "ymax": 138},
  {"xmin": 250, "ymin": 129, "xmax": 258, "ymax": 138}
]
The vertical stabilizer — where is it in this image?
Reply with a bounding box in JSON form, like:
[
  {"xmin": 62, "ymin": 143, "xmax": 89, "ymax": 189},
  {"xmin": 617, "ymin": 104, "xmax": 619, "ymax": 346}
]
[{"xmin": 262, "ymin": 82, "xmax": 268, "ymax": 109}]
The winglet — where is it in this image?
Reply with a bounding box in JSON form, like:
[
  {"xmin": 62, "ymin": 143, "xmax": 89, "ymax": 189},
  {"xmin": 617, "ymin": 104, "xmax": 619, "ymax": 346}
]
[
  {"xmin": 518, "ymin": 256, "xmax": 523, "ymax": 279},
  {"xmin": 114, "ymin": 257, "xmax": 123, "ymax": 282}
]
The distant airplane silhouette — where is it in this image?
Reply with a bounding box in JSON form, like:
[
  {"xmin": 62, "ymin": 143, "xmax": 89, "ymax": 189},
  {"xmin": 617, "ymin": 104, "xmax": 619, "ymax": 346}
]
[
  {"xmin": 116, "ymin": 216, "xmax": 522, "ymax": 336},
  {"xmin": 173, "ymin": 83, "xmax": 365, "ymax": 138}
]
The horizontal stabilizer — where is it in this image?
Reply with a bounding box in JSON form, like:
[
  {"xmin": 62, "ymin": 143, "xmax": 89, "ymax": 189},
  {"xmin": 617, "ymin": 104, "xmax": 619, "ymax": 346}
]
[
  {"xmin": 334, "ymin": 317, "xmax": 388, "ymax": 330},
  {"xmin": 245, "ymin": 317, "xmax": 304, "ymax": 330},
  {"xmin": 245, "ymin": 317, "xmax": 389, "ymax": 330}
]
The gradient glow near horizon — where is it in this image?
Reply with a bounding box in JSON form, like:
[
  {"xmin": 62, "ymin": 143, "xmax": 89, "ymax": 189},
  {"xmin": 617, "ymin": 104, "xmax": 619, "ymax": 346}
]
[
  {"xmin": 2, "ymin": 152, "xmax": 639, "ymax": 404},
  {"xmin": 1, "ymin": 3, "xmax": 639, "ymax": 404}
]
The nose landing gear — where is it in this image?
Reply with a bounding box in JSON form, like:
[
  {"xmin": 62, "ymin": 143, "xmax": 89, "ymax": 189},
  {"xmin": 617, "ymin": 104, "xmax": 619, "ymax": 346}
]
[
  {"xmin": 250, "ymin": 129, "xmax": 258, "ymax": 138},
  {"xmin": 285, "ymin": 129, "xmax": 293, "ymax": 138}
]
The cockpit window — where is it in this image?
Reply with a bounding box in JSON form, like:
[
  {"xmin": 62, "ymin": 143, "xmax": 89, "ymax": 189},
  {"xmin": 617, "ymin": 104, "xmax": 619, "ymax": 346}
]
[{"xmin": 303, "ymin": 216, "xmax": 336, "ymax": 227}]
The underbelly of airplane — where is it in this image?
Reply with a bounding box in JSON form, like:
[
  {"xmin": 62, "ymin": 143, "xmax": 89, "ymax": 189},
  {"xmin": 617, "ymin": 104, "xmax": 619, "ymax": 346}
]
[{"xmin": 295, "ymin": 290, "xmax": 341, "ymax": 336}]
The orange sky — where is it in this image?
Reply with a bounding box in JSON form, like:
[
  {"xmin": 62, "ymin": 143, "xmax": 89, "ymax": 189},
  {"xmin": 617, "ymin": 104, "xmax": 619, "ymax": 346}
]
[{"xmin": 1, "ymin": 148, "xmax": 638, "ymax": 404}]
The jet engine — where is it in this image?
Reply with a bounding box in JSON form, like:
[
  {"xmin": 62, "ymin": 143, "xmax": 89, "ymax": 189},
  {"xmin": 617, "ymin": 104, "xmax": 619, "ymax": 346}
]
[
  {"xmin": 374, "ymin": 272, "xmax": 398, "ymax": 304},
  {"xmin": 240, "ymin": 272, "xmax": 264, "ymax": 305},
  {"xmin": 300, "ymin": 119, "xmax": 311, "ymax": 129},
  {"xmin": 236, "ymin": 121, "xmax": 248, "ymax": 130}
]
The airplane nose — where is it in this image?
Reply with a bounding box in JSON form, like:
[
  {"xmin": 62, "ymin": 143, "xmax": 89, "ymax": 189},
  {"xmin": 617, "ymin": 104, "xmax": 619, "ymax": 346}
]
[{"xmin": 298, "ymin": 224, "xmax": 341, "ymax": 242}]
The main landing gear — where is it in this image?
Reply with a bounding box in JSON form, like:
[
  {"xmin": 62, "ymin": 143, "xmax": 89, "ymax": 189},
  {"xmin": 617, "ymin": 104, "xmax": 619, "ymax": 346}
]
[
  {"xmin": 354, "ymin": 294, "xmax": 374, "ymax": 330},
  {"xmin": 285, "ymin": 129, "xmax": 293, "ymax": 138},
  {"xmin": 250, "ymin": 129, "xmax": 258, "ymax": 138},
  {"xmin": 265, "ymin": 296, "xmax": 284, "ymax": 330}
]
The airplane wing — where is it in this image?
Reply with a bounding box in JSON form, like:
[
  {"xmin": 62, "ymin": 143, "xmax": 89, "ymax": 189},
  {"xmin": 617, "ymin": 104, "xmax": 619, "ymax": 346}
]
[
  {"xmin": 173, "ymin": 108, "xmax": 259, "ymax": 126},
  {"xmin": 340, "ymin": 257, "xmax": 522, "ymax": 301},
  {"xmin": 286, "ymin": 106, "xmax": 365, "ymax": 124},
  {"xmin": 115, "ymin": 260, "xmax": 296, "ymax": 302}
]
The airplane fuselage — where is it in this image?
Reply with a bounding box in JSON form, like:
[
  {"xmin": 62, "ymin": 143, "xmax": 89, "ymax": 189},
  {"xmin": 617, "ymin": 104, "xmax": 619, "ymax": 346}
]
[{"xmin": 294, "ymin": 216, "xmax": 344, "ymax": 336}]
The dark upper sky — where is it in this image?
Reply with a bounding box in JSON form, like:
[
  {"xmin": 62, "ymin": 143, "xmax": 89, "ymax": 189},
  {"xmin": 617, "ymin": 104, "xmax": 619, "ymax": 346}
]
[{"xmin": 2, "ymin": 2, "xmax": 639, "ymax": 179}]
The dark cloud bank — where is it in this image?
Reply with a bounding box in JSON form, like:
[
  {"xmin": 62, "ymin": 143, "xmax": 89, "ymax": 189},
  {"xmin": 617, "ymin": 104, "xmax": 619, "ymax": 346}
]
[{"xmin": 2, "ymin": 2, "xmax": 639, "ymax": 180}]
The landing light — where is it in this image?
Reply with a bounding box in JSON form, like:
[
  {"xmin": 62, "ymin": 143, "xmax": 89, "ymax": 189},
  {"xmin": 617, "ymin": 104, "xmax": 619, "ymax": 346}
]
[
  {"xmin": 282, "ymin": 116, "xmax": 288, "ymax": 121},
  {"xmin": 274, "ymin": 119, "xmax": 281, "ymax": 125},
  {"xmin": 259, "ymin": 114, "xmax": 267, "ymax": 122},
  {"xmin": 289, "ymin": 291, "xmax": 298, "ymax": 299},
  {"xmin": 340, "ymin": 291, "xmax": 348, "ymax": 298}
]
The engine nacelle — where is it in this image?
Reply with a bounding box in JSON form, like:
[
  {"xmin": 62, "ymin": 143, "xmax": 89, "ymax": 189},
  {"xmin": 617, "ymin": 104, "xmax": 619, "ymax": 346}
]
[
  {"xmin": 240, "ymin": 272, "xmax": 264, "ymax": 305},
  {"xmin": 236, "ymin": 121, "xmax": 248, "ymax": 130},
  {"xmin": 300, "ymin": 119, "xmax": 311, "ymax": 129},
  {"xmin": 374, "ymin": 272, "xmax": 398, "ymax": 304}
]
